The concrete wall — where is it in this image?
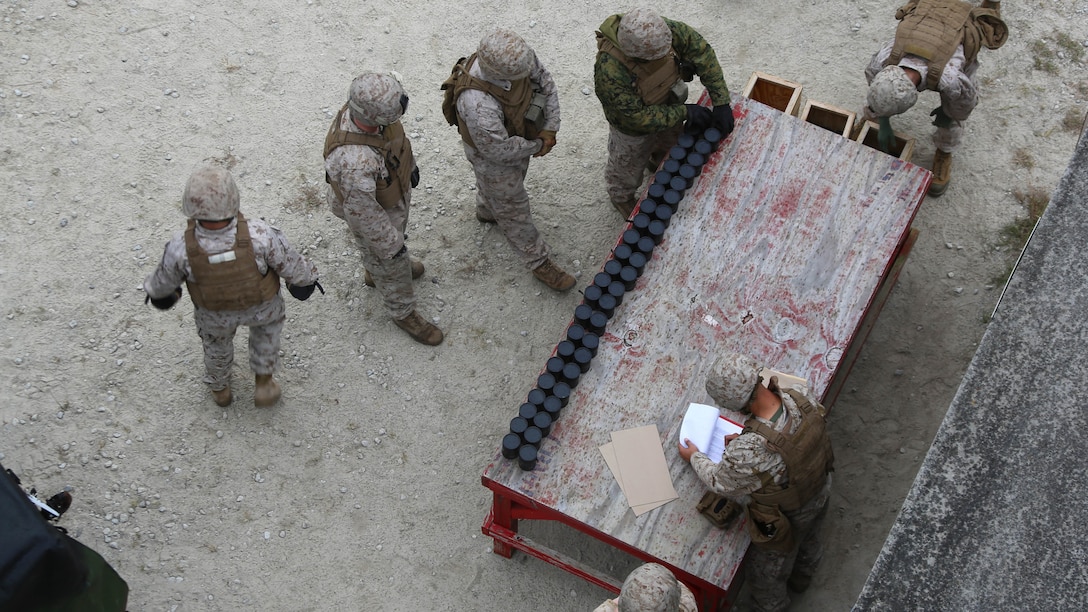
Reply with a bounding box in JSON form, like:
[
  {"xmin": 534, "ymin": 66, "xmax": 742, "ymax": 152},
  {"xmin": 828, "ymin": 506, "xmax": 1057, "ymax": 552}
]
[{"xmin": 855, "ymin": 126, "xmax": 1088, "ymax": 610}]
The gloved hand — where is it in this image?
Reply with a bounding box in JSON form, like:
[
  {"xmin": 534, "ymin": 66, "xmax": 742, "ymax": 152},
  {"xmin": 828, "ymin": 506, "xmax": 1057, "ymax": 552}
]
[
  {"xmin": 684, "ymin": 104, "xmax": 714, "ymax": 135},
  {"xmin": 877, "ymin": 116, "xmax": 896, "ymax": 154},
  {"xmin": 287, "ymin": 280, "xmax": 324, "ymax": 301},
  {"xmin": 145, "ymin": 287, "xmax": 182, "ymax": 310},
  {"xmin": 410, "ymin": 166, "xmax": 420, "ymax": 188},
  {"xmin": 930, "ymin": 106, "xmax": 953, "ymax": 129},
  {"xmin": 533, "ymin": 130, "xmax": 557, "ymax": 157},
  {"xmin": 712, "ymin": 103, "xmax": 735, "ymax": 137}
]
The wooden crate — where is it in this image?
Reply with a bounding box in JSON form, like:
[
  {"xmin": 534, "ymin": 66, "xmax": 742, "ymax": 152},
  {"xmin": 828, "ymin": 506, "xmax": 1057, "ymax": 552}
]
[
  {"xmin": 800, "ymin": 100, "xmax": 856, "ymax": 138},
  {"xmin": 856, "ymin": 120, "xmax": 915, "ymax": 161},
  {"xmin": 743, "ymin": 71, "xmax": 802, "ymax": 116}
]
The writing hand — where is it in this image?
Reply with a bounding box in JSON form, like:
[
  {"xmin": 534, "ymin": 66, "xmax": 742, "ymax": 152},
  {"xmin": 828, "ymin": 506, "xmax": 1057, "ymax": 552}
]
[{"xmin": 677, "ymin": 438, "xmax": 700, "ymax": 463}]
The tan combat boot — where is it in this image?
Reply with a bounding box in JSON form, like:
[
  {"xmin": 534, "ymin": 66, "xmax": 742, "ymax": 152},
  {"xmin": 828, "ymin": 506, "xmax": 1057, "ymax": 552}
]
[
  {"xmin": 928, "ymin": 150, "xmax": 952, "ymax": 197},
  {"xmin": 394, "ymin": 311, "xmax": 444, "ymax": 346},
  {"xmin": 253, "ymin": 374, "xmax": 281, "ymax": 408},
  {"xmin": 980, "ymin": 0, "xmax": 1000, "ymax": 13},
  {"xmin": 475, "ymin": 206, "xmax": 497, "ymax": 224},
  {"xmin": 211, "ymin": 386, "xmax": 233, "ymax": 407},
  {"xmin": 364, "ymin": 259, "xmax": 425, "ymax": 287},
  {"xmin": 532, "ymin": 259, "xmax": 576, "ymax": 291}
]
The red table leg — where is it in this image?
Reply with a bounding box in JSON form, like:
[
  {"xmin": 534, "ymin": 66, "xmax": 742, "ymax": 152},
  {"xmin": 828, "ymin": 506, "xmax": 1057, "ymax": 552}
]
[{"xmin": 487, "ymin": 490, "xmax": 518, "ymax": 558}]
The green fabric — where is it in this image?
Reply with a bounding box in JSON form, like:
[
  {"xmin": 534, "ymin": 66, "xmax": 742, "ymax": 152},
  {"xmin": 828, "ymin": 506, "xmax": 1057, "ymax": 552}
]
[
  {"xmin": 877, "ymin": 116, "xmax": 896, "ymax": 154},
  {"xmin": 32, "ymin": 538, "xmax": 128, "ymax": 612},
  {"xmin": 594, "ymin": 16, "xmax": 731, "ymax": 136}
]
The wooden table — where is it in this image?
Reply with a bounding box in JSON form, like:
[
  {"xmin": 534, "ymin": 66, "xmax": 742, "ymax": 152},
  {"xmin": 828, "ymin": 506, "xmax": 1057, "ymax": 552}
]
[{"xmin": 480, "ymin": 97, "xmax": 930, "ymax": 610}]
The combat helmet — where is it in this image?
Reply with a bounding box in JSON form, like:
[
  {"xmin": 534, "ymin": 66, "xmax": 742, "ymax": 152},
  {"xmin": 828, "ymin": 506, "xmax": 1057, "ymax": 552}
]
[
  {"xmin": 867, "ymin": 65, "xmax": 918, "ymax": 117},
  {"xmin": 182, "ymin": 164, "xmax": 240, "ymax": 221},
  {"xmin": 348, "ymin": 71, "xmax": 409, "ymax": 127},
  {"xmin": 617, "ymin": 563, "xmax": 681, "ymax": 612},
  {"xmin": 705, "ymin": 352, "xmax": 763, "ymax": 412},
  {"xmin": 617, "ymin": 8, "xmax": 673, "ymax": 61},
  {"xmin": 476, "ymin": 28, "xmax": 532, "ymax": 81}
]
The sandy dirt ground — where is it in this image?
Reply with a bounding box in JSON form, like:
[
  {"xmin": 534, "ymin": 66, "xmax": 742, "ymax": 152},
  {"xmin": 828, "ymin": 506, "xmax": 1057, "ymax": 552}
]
[{"xmin": 2, "ymin": 0, "xmax": 1085, "ymax": 610}]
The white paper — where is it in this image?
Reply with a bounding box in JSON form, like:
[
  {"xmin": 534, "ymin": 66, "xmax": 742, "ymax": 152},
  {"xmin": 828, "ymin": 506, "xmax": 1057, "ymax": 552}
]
[{"xmin": 679, "ymin": 402, "xmax": 744, "ymax": 463}]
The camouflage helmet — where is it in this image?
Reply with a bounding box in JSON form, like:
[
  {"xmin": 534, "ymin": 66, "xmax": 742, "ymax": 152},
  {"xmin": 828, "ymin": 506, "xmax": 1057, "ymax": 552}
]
[
  {"xmin": 476, "ymin": 28, "xmax": 533, "ymax": 80},
  {"xmin": 617, "ymin": 8, "xmax": 673, "ymax": 61},
  {"xmin": 867, "ymin": 65, "xmax": 918, "ymax": 118},
  {"xmin": 617, "ymin": 563, "xmax": 681, "ymax": 612},
  {"xmin": 182, "ymin": 164, "xmax": 239, "ymax": 221},
  {"xmin": 348, "ymin": 71, "xmax": 409, "ymax": 127},
  {"xmin": 705, "ymin": 352, "xmax": 763, "ymax": 412}
]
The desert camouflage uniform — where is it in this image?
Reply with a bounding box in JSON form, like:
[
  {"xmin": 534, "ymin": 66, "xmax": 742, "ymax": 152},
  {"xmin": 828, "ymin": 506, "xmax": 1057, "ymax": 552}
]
[
  {"xmin": 592, "ymin": 585, "xmax": 697, "ymax": 612},
  {"xmin": 862, "ymin": 40, "xmax": 977, "ymax": 153},
  {"xmin": 325, "ymin": 111, "xmax": 416, "ymax": 319},
  {"xmin": 457, "ymin": 54, "xmax": 559, "ymax": 271},
  {"xmin": 143, "ymin": 218, "xmax": 318, "ymax": 391},
  {"xmin": 594, "ymin": 16, "xmax": 731, "ymax": 208},
  {"xmin": 690, "ymin": 388, "xmax": 832, "ymax": 612}
]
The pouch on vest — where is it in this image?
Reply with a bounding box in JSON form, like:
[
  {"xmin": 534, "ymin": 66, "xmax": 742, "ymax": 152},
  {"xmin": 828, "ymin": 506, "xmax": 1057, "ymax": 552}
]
[
  {"xmin": 440, "ymin": 58, "xmax": 468, "ymax": 127},
  {"xmin": 670, "ymin": 81, "xmax": 689, "ymax": 104},
  {"xmin": 524, "ymin": 91, "xmax": 548, "ymax": 127},
  {"xmin": 696, "ymin": 491, "xmax": 742, "ymax": 530},
  {"xmin": 745, "ymin": 501, "xmax": 795, "ymax": 552}
]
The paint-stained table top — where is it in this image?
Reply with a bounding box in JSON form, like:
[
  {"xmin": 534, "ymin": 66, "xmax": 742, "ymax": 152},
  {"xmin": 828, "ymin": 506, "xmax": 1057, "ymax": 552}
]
[{"xmin": 483, "ymin": 97, "xmax": 930, "ymax": 589}]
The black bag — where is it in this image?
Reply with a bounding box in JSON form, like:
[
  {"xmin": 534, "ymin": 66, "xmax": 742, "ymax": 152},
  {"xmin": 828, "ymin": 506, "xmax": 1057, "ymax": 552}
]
[{"xmin": 0, "ymin": 463, "xmax": 128, "ymax": 611}]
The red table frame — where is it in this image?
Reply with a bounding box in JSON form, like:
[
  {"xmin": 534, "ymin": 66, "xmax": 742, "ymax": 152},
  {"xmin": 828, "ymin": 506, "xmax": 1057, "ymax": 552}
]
[
  {"xmin": 479, "ymin": 96, "xmax": 928, "ymax": 610},
  {"xmin": 481, "ymin": 476, "xmax": 747, "ymax": 610}
]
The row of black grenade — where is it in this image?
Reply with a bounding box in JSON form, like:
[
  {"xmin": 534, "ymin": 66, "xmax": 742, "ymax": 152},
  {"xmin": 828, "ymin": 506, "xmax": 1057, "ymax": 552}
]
[{"xmin": 503, "ymin": 126, "xmax": 724, "ymax": 471}]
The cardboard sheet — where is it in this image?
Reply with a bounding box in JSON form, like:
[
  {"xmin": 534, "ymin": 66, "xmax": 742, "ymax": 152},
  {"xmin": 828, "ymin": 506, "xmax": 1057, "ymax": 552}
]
[
  {"xmin": 607, "ymin": 425, "xmax": 678, "ymax": 515},
  {"xmin": 599, "ymin": 441, "xmax": 672, "ymax": 515}
]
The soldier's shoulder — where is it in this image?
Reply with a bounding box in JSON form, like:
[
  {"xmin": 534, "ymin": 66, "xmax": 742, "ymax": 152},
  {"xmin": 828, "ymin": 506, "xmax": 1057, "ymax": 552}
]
[
  {"xmin": 164, "ymin": 228, "xmax": 188, "ymax": 247},
  {"xmin": 245, "ymin": 216, "xmax": 284, "ymax": 235},
  {"xmin": 594, "ymin": 53, "xmax": 630, "ymax": 81}
]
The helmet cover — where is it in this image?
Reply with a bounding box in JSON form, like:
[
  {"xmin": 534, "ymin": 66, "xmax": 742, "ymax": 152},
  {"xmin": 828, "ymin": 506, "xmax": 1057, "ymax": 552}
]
[
  {"xmin": 617, "ymin": 9, "xmax": 673, "ymax": 61},
  {"xmin": 477, "ymin": 28, "xmax": 533, "ymax": 80},
  {"xmin": 182, "ymin": 164, "xmax": 240, "ymax": 220}
]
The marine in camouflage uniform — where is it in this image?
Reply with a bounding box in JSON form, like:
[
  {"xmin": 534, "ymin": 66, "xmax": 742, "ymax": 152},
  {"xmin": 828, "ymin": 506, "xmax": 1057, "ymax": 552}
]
[
  {"xmin": 861, "ymin": 0, "xmax": 1007, "ymax": 195},
  {"xmin": 678, "ymin": 352, "xmax": 834, "ymax": 612},
  {"xmin": 144, "ymin": 165, "xmax": 321, "ymax": 408},
  {"xmin": 451, "ymin": 28, "xmax": 575, "ymax": 291},
  {"xmin": 324, "ymin": 71, "xmax": 443, "ymax": 345},
  {"xmin": 593, "ymin": 563, "xmax": 697, "ymax": 612},
  {"xmin": 594, "ymin": 9, "xmax": 734, "ymax": 217}
]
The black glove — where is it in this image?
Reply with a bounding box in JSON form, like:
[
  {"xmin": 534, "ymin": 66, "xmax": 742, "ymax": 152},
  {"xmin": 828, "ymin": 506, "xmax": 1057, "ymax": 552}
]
[
  {"xmin": 145, "ymin": 287, "xmax": 182, "ymax": 310},
  {"xmin": 684, "ymin": 104, "xmax": 714, "ymax": 135},
  {"xmin": 712, "ymin": 103, "xmax": 735, "ymax": 137},
  {"xmin": 410, "ymin": 166, "xmax": 420, "ymax": 188},
  {"xmin": 930, "ymin": 106, "xmax": 953, "ymax": 129},
  {"xmin": 287, "ymin": 280, "xmax": 324, "ymax": 301}
]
